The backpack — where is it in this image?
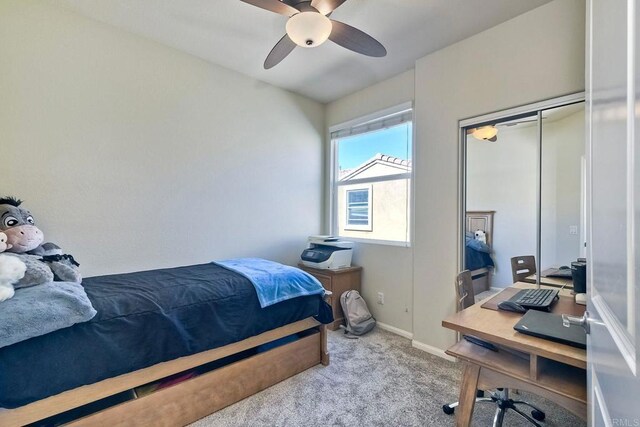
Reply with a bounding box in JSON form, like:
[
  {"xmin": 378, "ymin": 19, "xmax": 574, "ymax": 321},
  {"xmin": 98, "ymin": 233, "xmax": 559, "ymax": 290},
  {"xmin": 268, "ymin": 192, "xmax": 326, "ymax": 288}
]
[{"xmin": 340, "ymin": 290, "xmax": 376, "ymax": 336}]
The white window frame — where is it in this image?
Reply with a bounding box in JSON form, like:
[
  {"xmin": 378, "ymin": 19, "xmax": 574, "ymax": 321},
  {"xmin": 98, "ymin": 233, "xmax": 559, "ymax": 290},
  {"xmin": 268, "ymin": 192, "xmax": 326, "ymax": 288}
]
[
  {"xmin": 329, "ymin": 102, "xmax": 414, "ymax": 247},
  {"xmin": 345, "ymin": 185, "xmax": 373, "ymax": 231}
]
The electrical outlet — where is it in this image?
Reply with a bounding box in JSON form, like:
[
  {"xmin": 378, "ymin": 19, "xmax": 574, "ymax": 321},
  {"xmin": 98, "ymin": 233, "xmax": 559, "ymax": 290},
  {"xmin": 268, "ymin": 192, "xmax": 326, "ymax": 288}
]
[
  {"xmin": 569, "ymin": 225, "xmax": 578, "ymax": 235},
  {"xmin": 377, "ymin": 292, "xmax": 384, "ymax": 305}
]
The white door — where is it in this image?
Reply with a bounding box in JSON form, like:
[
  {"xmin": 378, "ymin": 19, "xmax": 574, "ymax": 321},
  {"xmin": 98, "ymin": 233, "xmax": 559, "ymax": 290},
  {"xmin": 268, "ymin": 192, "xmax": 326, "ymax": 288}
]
[{"xmin": 587, "ymin": 0, "xmax": 640, "ymax": 425}]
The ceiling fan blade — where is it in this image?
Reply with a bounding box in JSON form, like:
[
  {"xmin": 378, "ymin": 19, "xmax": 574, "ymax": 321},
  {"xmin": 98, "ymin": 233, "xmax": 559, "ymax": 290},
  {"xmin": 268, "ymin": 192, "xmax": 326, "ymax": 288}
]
[
  {"xmin": 239, "ymin": 0, "xmax": 299, "ymax": 16},
  {"xmin": 329, "ymin": 20, "xmax": 387, "ymax": 57},
  {"xmin": 264, "ymin": 34, "xmax": 297, "ymax": 69},
  {"xmin": 311, "ymin": 0, "xmax": 347, "ymax": 15}
]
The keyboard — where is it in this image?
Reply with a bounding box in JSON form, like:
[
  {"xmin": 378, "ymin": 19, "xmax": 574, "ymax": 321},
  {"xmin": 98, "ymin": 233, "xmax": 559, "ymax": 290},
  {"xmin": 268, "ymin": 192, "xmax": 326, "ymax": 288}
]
[{"xmin": 509, "ymin": 288, "xmax": 559, "ymax": 311}]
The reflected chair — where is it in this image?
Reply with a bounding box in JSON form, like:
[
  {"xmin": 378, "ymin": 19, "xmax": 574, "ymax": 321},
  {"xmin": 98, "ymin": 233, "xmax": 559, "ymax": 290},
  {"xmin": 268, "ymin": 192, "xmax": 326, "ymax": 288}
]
[
  {"xmin": 511, "ymin": 255, "xmax": 537, "ymax": 283},
  {"xmin": 442, "ymin": 270, "xmax": 546, "ymax": 426}
]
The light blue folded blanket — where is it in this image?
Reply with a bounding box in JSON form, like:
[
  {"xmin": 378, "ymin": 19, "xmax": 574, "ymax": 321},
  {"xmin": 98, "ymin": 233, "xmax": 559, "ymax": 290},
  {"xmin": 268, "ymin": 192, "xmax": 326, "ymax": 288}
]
[
  {"xmin": 0, "ymin": 281, "xmax": 97, "ymax": 349},
  {"xmin": 213, "ymin": 258, "xmax": 325, "ymax": 308}
]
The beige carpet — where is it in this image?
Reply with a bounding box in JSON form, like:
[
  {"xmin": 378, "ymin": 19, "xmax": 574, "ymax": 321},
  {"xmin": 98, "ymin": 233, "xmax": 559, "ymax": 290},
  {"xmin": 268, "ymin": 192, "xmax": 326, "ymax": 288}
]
[{"xmin": 190, "ymin": 328, "xmax": 585, "ymax": 427}]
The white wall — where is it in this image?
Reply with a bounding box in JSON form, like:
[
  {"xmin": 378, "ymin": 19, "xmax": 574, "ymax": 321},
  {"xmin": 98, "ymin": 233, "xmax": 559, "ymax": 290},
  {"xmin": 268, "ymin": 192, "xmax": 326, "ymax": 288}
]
[
  {"xmin": 412, "ymin": 0, "xmax": 585, "ymax": 351},
  {"xmin": 326, "ymin": 69, "xmax": 415, "ymax": 334},
  {"xmin": 466, "ymin": 126, "xmax": 538, "ymax": 287},
  {"xmin": 326, "ymin": 1, "xmax": 585, "ymax": 348},
  {"xmin": 2, "ymin": 0, "xmax": 585, "ymax": 354},
  {"xmin": 0, "ymin": 0, "xmax": 325, "ymax": 277}
]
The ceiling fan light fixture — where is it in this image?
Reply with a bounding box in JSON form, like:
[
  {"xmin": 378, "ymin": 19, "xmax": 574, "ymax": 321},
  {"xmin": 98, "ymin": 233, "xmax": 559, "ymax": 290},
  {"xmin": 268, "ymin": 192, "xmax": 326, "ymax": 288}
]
[
  {"xmin": 286, "ymin": 12, "xmax": 332, "ymax": 48},
  {"xmin": 472, "ymin": 126, "xmax": 498, "ymax": 141}
]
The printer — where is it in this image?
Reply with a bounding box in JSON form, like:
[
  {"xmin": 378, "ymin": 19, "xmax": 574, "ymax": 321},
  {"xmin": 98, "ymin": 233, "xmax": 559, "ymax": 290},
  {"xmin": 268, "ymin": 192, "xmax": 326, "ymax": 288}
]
[{"xmin": 300, "ymin": 236, "xmax": 353, "ymax": 270}]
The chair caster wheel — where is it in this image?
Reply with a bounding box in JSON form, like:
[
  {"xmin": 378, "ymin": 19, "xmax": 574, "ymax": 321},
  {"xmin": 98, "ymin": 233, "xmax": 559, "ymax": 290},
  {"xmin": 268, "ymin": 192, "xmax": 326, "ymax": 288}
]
[
  {"xmin": 531, "ymin": 409, "xmax": 545, "ymax": 421},
  {"xmin": 442, "ymin": 405, "xmax": 455, "ymax": 415}
]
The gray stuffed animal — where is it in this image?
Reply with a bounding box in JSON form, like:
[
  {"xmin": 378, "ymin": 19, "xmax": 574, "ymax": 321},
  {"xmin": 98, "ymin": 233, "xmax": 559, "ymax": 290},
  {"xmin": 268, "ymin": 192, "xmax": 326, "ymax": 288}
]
[{"xmin": 0, "ymin": 196, "xmax": 81, "ymax": 290}]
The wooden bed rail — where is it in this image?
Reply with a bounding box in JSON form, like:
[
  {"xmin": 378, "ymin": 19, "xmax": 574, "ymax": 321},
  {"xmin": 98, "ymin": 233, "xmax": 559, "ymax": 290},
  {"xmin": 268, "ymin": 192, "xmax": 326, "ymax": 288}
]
[{"xmin": 0, "ymin": 317, "xmax": 328, "ymax": 427}]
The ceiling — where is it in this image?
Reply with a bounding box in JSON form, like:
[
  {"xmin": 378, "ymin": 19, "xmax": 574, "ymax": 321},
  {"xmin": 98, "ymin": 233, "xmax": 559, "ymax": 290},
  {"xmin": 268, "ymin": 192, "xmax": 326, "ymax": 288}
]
[{"xmin": 52, "ymin": 0, "xmax": 553, "ymax": 103}]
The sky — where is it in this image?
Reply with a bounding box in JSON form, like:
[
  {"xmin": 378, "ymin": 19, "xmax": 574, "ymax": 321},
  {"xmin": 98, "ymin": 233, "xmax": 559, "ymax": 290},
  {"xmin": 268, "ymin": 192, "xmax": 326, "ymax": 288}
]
[{"xmin": 337, "ymin": 123, "xmax": 412, "ymax": 170}]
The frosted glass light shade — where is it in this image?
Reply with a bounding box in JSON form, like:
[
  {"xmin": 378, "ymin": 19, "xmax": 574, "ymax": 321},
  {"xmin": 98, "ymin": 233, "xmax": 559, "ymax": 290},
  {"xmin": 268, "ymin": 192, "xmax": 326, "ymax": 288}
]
[
  {"xmin": 286, "ymin": 12, "xmax": 332, "ymax": 48},
  {"xmin": 472, "ymin": 126, "xmax": 498, "ymax": 141}
]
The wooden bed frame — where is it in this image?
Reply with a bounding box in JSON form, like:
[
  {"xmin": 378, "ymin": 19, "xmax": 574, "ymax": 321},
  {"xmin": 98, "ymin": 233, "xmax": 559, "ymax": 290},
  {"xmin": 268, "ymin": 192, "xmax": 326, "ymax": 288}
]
[
  {"xmin": 0, "ymin": 317, "xmax": 330, "ymax": 426},
  {"xmin": 465, "ymin": 210, "xmax": 495, "ymax": 295}
]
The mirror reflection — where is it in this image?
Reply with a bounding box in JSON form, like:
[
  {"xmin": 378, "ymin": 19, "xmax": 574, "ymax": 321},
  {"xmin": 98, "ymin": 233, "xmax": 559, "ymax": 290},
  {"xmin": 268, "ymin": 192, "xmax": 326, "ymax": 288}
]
[
  {"xmin": 463, "ymin": 102, "xmax": 585, "ymax": 292},
  {"xmin": 465, "ymin": 114, "xmax": 538, "ymax": 290},
  {"xmin": 540, "ymin": 103, "xmax": 586, "ymax": 289}
]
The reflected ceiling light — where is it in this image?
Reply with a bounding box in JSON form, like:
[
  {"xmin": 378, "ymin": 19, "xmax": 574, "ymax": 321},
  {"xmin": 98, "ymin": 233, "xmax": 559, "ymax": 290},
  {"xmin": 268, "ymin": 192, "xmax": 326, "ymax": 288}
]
[
  {"xmin": 471, "ymin": 126, "xmax": 498, "ymax": 142},
  {"xmin": 286, "ymin": 12, "xmax": 332, "ymax": 48}
]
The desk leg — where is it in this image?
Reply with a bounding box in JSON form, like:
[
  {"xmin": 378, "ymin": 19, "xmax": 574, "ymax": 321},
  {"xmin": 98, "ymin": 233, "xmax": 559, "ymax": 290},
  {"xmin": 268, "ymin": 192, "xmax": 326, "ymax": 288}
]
[{"xmin": 456, "ymin": 363, "xmax": 481, "ymax": 427}]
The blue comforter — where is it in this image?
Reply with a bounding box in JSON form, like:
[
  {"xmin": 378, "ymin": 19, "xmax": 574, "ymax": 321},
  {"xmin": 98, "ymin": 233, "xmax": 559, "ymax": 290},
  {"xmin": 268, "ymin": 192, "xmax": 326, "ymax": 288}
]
[
  {"xmin": 0, "ymin": 262, "xmax": 332, "ymax": 409},
  {"xmin": 465, "ymin": 232, "xmax": 495, "ymax": 271},
  {"xmin": 214, "ymin": 258, "xmax": 325, "ymax": 308}
]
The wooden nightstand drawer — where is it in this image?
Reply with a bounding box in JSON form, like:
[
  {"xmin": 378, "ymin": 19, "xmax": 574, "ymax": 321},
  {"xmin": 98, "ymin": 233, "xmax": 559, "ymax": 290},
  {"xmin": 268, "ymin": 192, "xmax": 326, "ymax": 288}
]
[
  {"xmin": 314, "ymin": 275, "xmax": 332, "ymax": 292},
  {"xmin": 298, "ymin": 264, "xmax": 362, "ymax": 331}
]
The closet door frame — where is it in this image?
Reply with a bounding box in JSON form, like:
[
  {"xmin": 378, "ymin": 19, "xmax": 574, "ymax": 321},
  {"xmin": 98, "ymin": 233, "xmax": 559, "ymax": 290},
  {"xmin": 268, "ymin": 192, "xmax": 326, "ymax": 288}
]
[{"xmin": 457, "ymin": 92, "xmax": 585, "ymax": 285}]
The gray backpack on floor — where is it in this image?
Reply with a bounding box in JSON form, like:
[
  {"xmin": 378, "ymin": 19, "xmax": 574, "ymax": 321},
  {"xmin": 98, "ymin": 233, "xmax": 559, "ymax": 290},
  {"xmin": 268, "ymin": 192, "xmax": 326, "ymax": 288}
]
[{"xmin": 340, "ymin": 290, "xmax": 376, "ymax": 336}]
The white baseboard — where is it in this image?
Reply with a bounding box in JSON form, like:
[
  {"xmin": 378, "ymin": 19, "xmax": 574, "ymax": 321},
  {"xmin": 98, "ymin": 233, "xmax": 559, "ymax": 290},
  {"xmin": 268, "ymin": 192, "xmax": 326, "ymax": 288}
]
[
  {"xmin": 411, "ymin": 340, "xmax": 457, "ymax": 362},
  {"xmin": 376, "ymin": 322, "xmax": 413, "ymax": 340}
]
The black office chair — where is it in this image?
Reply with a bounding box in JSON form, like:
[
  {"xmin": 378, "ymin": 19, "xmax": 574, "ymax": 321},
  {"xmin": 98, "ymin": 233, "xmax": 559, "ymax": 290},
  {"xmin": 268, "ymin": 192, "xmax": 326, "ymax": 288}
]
[{"xmin": 442, "ymin": 271, "xmax": 546, "ymax": 426}]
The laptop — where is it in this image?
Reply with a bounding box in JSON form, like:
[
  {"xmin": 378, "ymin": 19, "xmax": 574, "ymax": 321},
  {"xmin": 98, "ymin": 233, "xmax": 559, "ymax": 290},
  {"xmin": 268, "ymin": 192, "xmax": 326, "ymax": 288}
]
[
  {"xmin": 513, "ymin": 310, "xmax": 586, "ymax": 349},
  {"xmin": 545, "ymin": 268, "xmax": 573, "ymax": 278}
]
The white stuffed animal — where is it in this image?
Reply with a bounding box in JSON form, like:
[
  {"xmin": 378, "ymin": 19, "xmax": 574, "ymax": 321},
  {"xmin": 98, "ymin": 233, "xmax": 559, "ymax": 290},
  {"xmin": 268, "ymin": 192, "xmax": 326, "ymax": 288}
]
[
  {"xmin": 0, "ymin": 231, "xmax": 11, "ymax": 252},
  {"xmin": 474, "ymin": 229, "xmax": 487, "ymax": 244},
  {"xmin": 0, "ymin": 239, "xmax": 27, "ymax": 301}
]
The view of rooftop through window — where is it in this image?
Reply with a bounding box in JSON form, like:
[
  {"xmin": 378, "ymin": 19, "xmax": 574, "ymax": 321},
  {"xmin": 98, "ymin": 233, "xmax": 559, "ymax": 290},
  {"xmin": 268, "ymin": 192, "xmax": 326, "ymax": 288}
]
[
  {"xmin": 338, "ymin": 122, "xmax": 412, "ymax": 179},
  {"xmin": 333, "ymin": 118, "xmax": 413, "ymax": 244}
]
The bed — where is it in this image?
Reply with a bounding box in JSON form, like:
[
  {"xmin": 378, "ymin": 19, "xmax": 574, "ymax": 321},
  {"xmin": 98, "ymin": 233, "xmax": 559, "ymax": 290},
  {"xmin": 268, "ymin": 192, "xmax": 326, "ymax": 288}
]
[
  {"xmin": 465, "ymin": 211, "xmax": 495, "ymax": 294},
  {"xmin": 0, "ymin": 262, "xmax": 331, "ymax": 426}
]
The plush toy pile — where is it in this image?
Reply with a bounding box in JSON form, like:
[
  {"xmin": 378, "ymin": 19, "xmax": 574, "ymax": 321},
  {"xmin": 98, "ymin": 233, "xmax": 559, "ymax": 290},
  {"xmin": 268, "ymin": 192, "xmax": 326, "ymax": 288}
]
[{"xmin": 0, "ymin": 197, "xmax": 81, "ymax": 302}]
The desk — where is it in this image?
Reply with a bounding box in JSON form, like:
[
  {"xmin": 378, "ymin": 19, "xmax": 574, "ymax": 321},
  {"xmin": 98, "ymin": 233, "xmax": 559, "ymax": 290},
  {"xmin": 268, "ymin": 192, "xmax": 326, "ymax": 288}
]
[
  {"xmin": 523, "ymin": 268, "xmax": 573, "ymax": 289},
  {"xmin": 442, "ymin": 282, "xmax": 586, "ymax": 426}
]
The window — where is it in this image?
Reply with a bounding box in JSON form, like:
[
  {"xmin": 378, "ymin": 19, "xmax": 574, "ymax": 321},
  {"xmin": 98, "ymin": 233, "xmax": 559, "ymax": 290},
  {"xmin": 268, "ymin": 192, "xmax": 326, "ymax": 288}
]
[
  {"xmin": 331, "ymin": 103, "xmax": 413, "ymax": 245},
  {"xmin": 346, "ymin": 187, "xmax": 372, "ymax": 230}
]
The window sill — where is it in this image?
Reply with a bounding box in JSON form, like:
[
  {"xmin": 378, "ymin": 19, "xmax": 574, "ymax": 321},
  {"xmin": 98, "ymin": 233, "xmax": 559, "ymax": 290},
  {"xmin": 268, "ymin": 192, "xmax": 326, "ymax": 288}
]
[{"xmin": 339, "ymin": 237, "xmax": 412, "ymax": 248}]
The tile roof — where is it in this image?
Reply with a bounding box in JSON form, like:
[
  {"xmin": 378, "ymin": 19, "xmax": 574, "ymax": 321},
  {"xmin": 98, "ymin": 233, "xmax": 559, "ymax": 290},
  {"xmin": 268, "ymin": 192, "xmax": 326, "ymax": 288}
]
[{"xmin": 339, "ymin": 153, "xmax": 412, "ymax": 181}]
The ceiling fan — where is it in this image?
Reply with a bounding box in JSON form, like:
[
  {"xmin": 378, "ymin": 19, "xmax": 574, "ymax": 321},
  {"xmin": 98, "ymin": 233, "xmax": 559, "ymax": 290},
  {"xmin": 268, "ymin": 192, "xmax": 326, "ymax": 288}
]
[{"xmin": 240, "ymin": 0, "xmax": 387, "ymax": 69}]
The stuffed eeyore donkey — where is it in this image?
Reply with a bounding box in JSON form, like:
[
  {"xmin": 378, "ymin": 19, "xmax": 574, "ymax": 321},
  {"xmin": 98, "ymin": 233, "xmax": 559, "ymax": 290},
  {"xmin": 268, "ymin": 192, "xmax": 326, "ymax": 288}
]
[{"xmin": 0, "ymin": 196, "xmax": 81, "ymax": 301}]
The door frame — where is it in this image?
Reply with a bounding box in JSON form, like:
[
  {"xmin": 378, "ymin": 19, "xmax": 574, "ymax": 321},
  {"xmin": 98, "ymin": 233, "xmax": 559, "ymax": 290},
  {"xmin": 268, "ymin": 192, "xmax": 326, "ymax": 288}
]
[{"xmin": 457, "ymin": 92, "xmax": 586, "ymax": 284}]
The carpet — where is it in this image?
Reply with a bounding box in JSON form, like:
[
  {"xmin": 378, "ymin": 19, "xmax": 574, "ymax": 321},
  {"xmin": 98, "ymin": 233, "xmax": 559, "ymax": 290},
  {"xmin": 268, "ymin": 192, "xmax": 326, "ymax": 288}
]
[{"xmin": 190, "ymin": 328, "xmax": 586, "ymax": 427}]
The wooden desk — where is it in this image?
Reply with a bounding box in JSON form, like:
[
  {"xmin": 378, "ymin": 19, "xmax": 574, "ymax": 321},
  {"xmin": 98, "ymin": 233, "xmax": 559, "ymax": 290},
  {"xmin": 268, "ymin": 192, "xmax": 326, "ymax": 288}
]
[
  {"xmin": 442, "ymin": 282, "xmax": 586, "ymax": 426},
  {"xmin": 524, "ymin": 268, "xmax": 573, "ymax": 289}
]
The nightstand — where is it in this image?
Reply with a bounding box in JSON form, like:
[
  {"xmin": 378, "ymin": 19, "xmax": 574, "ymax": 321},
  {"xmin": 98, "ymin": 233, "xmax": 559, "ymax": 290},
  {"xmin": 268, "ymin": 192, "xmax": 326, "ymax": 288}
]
[{"xmin": 298, "ymin": 264, "xmax": 362, "ymax": 331}]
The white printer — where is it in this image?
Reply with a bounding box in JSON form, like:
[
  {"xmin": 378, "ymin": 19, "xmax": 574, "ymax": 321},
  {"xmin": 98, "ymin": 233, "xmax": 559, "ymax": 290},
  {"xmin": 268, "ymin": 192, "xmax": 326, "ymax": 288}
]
[{"xmin": 300, "ymin": 236, "xmax": 353, "ymax": 270}]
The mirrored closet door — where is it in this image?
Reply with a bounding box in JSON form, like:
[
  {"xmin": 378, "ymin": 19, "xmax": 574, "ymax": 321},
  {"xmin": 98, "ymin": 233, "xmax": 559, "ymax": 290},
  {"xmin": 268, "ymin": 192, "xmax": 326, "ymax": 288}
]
[
  {"xmin": 540, "ymin": 103, "xmax": 586, "ymax": 286},
  {"xmin": 460, "ymin": 95, "xmax": 585, "ymax": 291}
]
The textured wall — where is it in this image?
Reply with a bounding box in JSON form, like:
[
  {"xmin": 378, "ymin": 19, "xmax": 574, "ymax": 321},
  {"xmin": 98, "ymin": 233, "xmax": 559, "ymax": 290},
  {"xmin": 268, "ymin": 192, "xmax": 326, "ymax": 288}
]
[{"xmin": 0, "ymin": 0, "xmax": 325, "ymax": 276}]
